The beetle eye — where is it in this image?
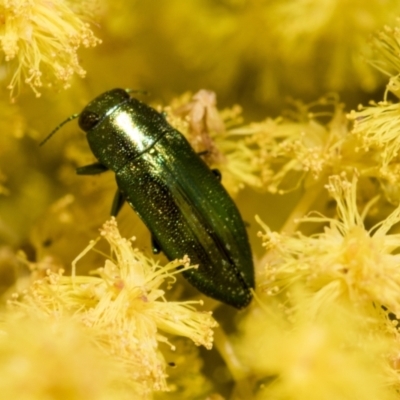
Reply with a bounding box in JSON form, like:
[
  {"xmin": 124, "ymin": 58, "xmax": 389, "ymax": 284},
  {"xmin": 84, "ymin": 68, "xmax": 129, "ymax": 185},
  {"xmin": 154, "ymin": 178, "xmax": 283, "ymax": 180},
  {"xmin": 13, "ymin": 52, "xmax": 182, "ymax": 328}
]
[{"xmin": 79, "ymin": 111, "xmax": 101, "ymax": 131}]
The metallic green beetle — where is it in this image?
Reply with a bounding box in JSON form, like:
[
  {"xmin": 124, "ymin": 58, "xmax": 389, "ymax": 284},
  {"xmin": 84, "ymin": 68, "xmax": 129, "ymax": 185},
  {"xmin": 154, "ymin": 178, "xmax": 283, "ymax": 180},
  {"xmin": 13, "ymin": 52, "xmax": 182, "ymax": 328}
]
[{"xmin": 50, "ymin": 88, "xmax": 255, "ymax": 308}]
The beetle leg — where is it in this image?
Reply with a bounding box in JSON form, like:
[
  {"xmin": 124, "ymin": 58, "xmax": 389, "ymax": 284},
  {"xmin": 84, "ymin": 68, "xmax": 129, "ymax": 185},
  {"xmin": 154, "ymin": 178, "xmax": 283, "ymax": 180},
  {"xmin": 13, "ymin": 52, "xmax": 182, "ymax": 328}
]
[
  {"xmin": 76, "ymin": 162, "xmax": 109, "ymax": 175},
  {"xmin": 151, "ymin": 234, "xmax": 162, "ymax": 254},
  {"xmin": 111, "ymin": 190, "xmax": 126, "ymax": 217},
  {"xmin": 211, "ymin": 168, "xmax": 222, "ymax": 181}
]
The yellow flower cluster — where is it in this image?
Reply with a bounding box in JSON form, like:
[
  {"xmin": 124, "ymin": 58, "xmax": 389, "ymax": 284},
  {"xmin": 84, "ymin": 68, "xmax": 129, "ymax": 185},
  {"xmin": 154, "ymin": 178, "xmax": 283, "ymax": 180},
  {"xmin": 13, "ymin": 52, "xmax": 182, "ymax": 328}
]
[
  {"xmin": 10, "ymin": 218, "xmax": 217, "ymax": 397},
  {"xmin": 348, "ymin": 21, "xmax": 400, "ymax": 205},
  {"xmin": 0, "ymin": 316, "xmax": 132, "ymax": 399},
  {"xmin": 258, "ymin": 174, "xmax": 400, "ymax": 317},
  {"xmin": 0, "ymin": 0, "xmax": 101, "ymax": 99}
]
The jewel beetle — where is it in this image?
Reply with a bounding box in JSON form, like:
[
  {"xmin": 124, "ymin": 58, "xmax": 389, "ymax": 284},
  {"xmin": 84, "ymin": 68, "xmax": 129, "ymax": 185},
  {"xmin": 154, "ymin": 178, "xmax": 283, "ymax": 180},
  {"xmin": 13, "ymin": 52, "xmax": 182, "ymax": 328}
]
[{"xmin": 43, "ymin": 88, "xmax": 255, "ymax": 308}]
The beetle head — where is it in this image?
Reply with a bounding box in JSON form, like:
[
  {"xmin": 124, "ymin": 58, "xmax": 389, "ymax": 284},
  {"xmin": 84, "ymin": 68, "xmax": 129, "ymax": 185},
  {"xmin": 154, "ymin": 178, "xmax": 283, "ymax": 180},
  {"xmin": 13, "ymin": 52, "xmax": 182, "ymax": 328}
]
[
  {"xmin": 39, "ymin": 89, "xmax": 130, "ymax": 146},
  {"xmin": 78, "ymin": 88, "xmax": 130, "ymax": 132}
]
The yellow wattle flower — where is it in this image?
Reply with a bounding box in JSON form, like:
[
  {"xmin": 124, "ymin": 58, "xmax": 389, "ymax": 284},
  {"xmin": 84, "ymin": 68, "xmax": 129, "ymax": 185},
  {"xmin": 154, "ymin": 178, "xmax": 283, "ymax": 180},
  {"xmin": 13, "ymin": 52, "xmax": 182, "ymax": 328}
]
[
  {"xmin": 11, "ymin": 218, "xmax": 217, "ymax": 396},
  {"xmin": 258, "ymin": 174, "xmax": 400, "ymax": 320},
  {"xmin": 0, "ymin": 0, "xmax": 101, "ymax": 98}
]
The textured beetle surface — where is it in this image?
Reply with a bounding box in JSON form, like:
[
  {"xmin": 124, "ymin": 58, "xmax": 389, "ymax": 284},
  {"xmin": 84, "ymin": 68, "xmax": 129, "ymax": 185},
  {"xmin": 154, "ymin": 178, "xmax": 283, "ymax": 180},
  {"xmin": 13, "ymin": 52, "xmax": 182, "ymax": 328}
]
[{"xmin": 77, "ymin": 88, "xmax": 255, "ymax": 308}]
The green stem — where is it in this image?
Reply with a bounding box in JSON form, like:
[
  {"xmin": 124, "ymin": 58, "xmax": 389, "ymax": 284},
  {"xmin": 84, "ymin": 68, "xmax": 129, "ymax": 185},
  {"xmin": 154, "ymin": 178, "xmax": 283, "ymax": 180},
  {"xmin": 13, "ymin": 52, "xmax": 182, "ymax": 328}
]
[
  {"xmin": 214, "ymin": 326, "xmax": 253, "ymax": 399},
  {"xmin": 280, "ymin": 179, "xmax": 326, "ymax": 235}
]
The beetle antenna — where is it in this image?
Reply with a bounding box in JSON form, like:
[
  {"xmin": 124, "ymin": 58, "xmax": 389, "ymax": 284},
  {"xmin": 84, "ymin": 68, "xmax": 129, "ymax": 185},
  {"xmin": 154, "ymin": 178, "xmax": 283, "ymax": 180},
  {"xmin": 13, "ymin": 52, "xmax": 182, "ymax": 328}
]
[{"xmin": 39, "ymin": 113, "xmax": 80, "ymax": 146}]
